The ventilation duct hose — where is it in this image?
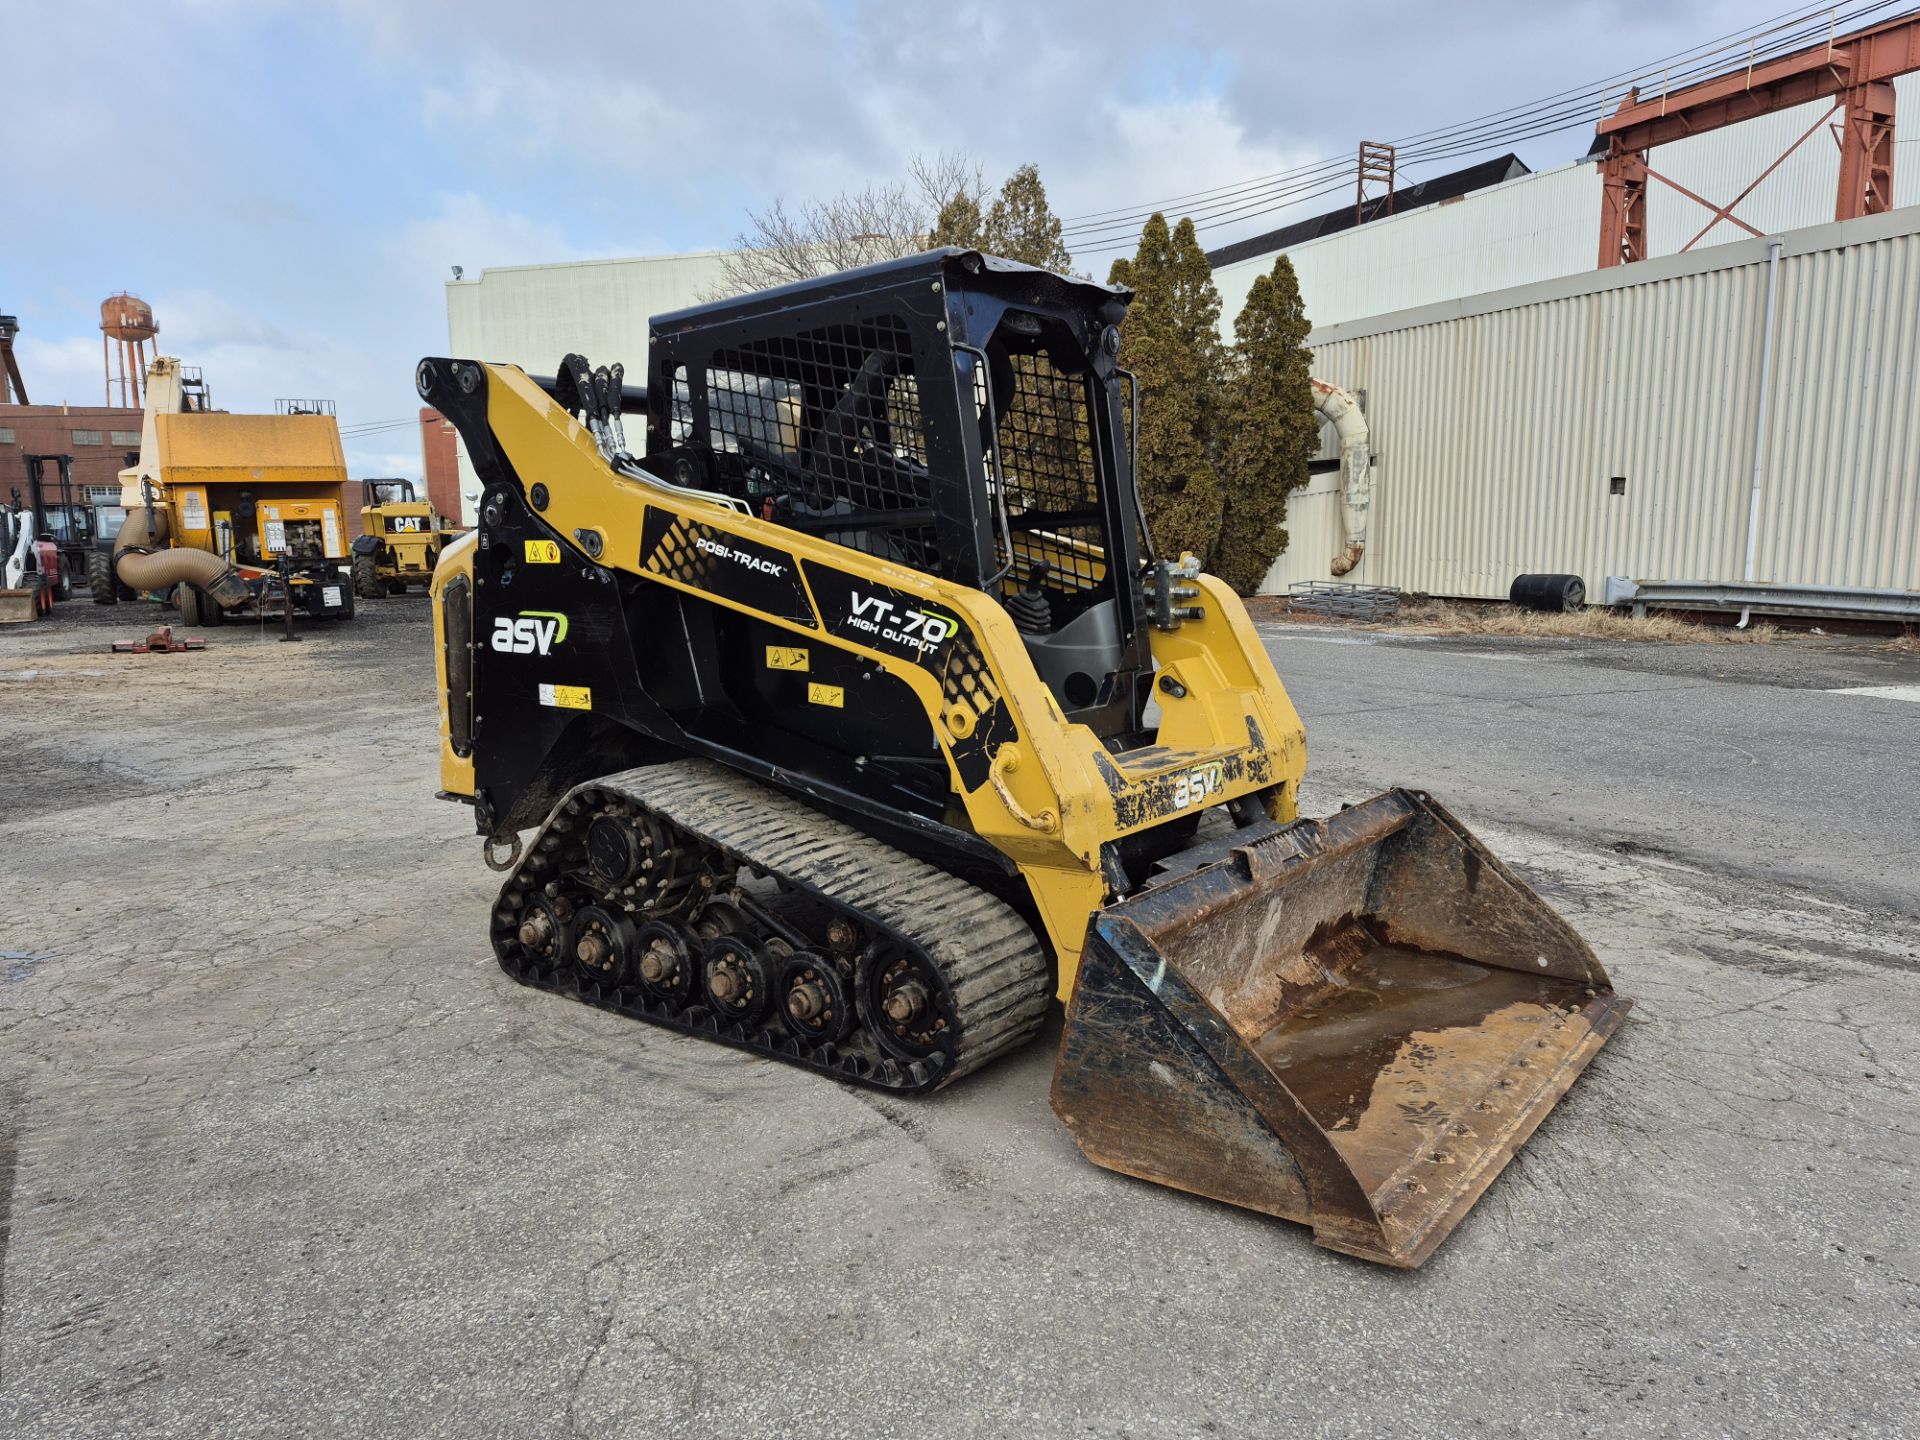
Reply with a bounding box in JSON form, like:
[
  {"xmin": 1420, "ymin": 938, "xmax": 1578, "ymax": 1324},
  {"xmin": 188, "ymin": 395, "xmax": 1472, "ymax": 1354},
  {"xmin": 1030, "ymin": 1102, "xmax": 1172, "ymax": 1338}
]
[{"xmin": 111, "ymin": 505, "xmax": 251, "ymax": 606}]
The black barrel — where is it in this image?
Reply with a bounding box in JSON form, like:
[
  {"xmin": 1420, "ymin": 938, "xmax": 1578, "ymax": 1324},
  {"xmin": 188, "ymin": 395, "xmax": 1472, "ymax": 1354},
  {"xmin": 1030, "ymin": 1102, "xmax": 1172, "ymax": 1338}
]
[{"xmin": 1509, "ymin": 573, "xmax": 1586, "ymax": 612}]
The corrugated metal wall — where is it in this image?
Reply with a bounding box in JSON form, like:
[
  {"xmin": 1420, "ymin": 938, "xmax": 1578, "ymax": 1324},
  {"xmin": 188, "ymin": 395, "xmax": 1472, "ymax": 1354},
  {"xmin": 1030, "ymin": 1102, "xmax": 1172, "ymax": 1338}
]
[
  {"xmin": 1270, "ymin": 206, "xmax": 1920, "ymax": 598},
  {"xmin": 1757, "ymin": 220, "xmax": 1920, "ymax": 588}
]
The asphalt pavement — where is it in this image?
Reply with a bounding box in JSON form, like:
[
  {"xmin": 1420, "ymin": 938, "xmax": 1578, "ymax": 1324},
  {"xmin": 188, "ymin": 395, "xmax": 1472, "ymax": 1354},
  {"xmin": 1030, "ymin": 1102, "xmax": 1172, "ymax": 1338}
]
[
  {"xmin": 1273, "ymin": 623, "xmax": 1920, "ymax": 915},
  {"xmin": 0, "ymin": 604, "xmax": 1914, "ymax": 1438}
]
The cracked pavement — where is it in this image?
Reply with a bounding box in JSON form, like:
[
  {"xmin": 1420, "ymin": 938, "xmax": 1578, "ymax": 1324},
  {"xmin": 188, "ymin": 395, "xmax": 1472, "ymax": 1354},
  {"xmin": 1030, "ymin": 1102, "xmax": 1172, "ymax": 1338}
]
[{"xmin": 0, "ymin": 603, "xmax": 1915, "ymax": 1438}]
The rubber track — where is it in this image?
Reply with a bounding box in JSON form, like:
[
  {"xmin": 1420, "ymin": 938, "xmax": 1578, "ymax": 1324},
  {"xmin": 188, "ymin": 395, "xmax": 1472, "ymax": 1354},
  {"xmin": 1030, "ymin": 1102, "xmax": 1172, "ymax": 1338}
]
[{"xmin": 494, "ymin": 759, "xmax": 1051, "ymax": 1093}]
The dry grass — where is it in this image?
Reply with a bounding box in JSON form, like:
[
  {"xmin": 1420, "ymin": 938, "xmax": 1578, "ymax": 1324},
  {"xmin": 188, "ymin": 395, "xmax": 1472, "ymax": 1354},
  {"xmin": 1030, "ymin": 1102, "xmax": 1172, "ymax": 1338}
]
[
  {"xmin": 1885, "ymin": 628, "xmax": 1920, "ymax": 654},
  {"xmin": 1385, "ymin": 598, "xmax": 1779, "ymax": 644}
]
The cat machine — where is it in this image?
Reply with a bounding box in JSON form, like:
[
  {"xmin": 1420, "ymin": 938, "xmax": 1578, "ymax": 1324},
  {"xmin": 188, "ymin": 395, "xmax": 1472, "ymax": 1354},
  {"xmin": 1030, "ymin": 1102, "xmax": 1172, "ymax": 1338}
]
[{"xmin": 352, "ymin": 477, "xmax": 456, "ymax": 597}]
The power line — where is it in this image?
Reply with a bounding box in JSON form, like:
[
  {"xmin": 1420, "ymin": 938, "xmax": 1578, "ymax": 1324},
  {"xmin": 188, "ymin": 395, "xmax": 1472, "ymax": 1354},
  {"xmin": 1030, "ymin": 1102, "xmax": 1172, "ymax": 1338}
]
[
  {"xmin": 338, "ymin": 415, "xmax": 440, "ymax": 437},
  {"xmin": 1060, "ymin": 0, "xmax": 1899, "ymax": 234},
  {"xmin": 1061, "ymin": 0, "xmax": 1910, "ymax": 254}
]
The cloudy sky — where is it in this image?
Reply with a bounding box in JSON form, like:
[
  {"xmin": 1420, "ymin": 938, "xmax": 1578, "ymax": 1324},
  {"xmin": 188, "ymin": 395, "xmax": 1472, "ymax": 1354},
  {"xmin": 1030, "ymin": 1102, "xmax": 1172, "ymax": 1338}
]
[{"xmin": 7, "ymin": 0, "xmax": 1787, "ymax": 476}]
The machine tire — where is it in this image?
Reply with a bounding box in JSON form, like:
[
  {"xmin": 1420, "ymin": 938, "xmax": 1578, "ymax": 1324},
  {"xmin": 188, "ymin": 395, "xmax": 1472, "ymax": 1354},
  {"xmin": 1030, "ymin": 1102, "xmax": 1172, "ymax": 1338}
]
[
  {"xmin": 1510, "ymin": 573, "xmax": 1586, "ymax": 613},
  {"xmin": 352, "ymin": 552, "xmax": 383, "ymax": 600},
  {"xmin": 88, "ymin": 551, "xmax": 118, "ymax": 605},
  {"xmin": 56, "ymin": 565, "xmax": 73, "ymax": 601},
  {"xmin": 176, "ymin": 582, "xmax": 204, "ymax": 627}
]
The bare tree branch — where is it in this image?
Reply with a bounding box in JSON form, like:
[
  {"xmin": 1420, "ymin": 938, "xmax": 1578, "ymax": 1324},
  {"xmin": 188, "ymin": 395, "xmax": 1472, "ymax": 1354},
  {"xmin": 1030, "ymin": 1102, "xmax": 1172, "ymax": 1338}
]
[{"xmin": 711, "ymin": 154, "xmax": 990, "ymax": 300}]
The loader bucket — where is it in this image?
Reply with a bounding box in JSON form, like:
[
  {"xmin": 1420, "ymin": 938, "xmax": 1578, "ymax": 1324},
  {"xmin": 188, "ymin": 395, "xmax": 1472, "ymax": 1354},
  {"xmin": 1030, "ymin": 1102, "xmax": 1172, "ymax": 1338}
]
[{"xmin": 1051, "ymin": 790, "xmax": 1630, "ymax": 1268}]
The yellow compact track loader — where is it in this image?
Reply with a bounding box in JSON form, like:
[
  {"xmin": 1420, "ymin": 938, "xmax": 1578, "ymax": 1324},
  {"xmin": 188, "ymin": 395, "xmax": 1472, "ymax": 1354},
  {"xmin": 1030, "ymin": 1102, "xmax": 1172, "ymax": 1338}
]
[
  {"xmin": 352, "ymin": 478, "xmax": 455, "ymax": 598},
  {"xmin": 424, "ymin": 250, "xmax": 1629, "ymax": 1268}
]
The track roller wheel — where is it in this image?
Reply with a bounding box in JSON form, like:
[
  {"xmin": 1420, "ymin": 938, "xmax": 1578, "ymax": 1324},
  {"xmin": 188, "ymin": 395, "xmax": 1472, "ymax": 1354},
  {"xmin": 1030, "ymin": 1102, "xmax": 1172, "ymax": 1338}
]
[
  {"xmin": 857, "ymin": 943, "xmax": 958, "ymax": 1064},
  {"xmin": 779, "ymin": 952, "xmax": 854, "ymax": 1045},
  {"xmin": 634, "ymin": 919, "xmax": 703, "ymax": 1007},
  {"xmin": 701, "ymin": 936, "xmax": 776, "ymax": 1027},
  {"xmin": 691, "ymin": 900, "xmax": 748, "ymax": 943},
  {"xmin": 572, "ymin": 905, "xmax": 636, "ymax": 989},
  {"xmin": 515, "ymin": 892, "xmax": 577, "ymax": 970}
]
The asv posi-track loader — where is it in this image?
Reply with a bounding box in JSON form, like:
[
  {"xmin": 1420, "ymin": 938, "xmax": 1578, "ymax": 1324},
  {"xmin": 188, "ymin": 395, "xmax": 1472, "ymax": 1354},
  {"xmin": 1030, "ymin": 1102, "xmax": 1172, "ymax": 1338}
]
[{"xmin": 422, "ymin": 250, "xmax": 1629, "ymax": 1268}]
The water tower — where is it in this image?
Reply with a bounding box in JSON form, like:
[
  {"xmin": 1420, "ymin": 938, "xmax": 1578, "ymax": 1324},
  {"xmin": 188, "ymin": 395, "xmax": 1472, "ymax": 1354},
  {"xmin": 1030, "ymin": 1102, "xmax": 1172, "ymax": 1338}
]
[{"xmin": 101, "ymin": 293, "xmax": 159, "ymax": 407}]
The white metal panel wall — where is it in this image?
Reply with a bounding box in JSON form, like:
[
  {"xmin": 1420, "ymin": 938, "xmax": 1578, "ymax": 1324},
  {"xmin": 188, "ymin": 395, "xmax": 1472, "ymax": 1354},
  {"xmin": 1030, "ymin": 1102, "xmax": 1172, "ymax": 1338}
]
[
  {"xmin": 1258, "ymin": 472, "xmax": 1349, "ymax": 592},
  {"xmin": 443, "ymin": 252, "xmax": 734, "ymax": 521},
  {"xmin": 1284, "ymin": 207, "xmax": 1920, "ymax": 599},
  {"xmin": 1213, "ymin": 165, "xmax": 1600, "ymax": 330},
  {"xmin": 1755, "ymin": 222, "xmax": 1920, "ymax": 587},
  {"xmin": 445, "ymin": 251, "xmax": 733, "ymax": 377}
]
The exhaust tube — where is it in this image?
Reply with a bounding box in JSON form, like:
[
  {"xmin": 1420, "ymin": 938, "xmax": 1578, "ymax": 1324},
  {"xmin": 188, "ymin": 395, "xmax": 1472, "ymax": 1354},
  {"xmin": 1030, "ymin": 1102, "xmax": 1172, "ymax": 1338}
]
[{"xmin": 111, "ymin": 506, "xmax": 252, "ymax": 607}]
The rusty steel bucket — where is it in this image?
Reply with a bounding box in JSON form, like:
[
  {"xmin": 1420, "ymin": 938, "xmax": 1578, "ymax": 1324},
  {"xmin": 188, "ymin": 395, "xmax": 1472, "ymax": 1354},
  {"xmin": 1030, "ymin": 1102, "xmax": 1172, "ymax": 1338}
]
[{"xmin": 1051, "ymin": 790, "xmax": 1631, "ymax": 1268}]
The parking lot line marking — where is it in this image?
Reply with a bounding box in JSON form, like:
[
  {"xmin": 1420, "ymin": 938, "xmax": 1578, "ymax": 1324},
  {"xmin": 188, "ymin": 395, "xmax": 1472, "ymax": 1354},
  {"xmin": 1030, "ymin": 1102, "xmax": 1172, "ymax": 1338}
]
[
  {"xmin": 1261, "ymin": 631, "xmax": 1381, "ymax": 646},
  {"xmin": 1826, "ymin": 684, "xmax": 1920, "ymax": 703}
]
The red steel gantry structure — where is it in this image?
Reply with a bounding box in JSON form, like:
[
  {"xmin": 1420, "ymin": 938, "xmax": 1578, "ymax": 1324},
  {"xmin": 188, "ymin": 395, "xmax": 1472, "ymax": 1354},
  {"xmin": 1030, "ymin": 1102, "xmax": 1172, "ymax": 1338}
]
[{"xmin": 1597, "ymin": 10, "xmax": 1920, "ymax": 267}]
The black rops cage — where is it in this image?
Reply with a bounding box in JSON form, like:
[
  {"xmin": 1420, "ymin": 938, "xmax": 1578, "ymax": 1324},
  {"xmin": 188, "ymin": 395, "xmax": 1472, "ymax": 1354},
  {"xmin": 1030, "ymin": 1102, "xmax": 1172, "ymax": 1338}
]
[{"xmin": 643, "ymin": 249, "xmax": 1153, "ymax": 730}]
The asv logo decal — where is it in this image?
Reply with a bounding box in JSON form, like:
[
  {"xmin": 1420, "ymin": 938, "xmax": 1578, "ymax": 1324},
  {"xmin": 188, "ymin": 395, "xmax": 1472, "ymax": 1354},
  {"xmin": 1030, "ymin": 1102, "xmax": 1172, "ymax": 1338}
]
[
  {"xmin": 490, "ymin": 610, "xmax": 570, "ymax": 655},
  {"xmin": 847, "ymin": 592, "xmax": 956, "ymax": 652},
  {"xmin": 1170, "ymin": 762, "xmax": 1225, "ymax": 811}
]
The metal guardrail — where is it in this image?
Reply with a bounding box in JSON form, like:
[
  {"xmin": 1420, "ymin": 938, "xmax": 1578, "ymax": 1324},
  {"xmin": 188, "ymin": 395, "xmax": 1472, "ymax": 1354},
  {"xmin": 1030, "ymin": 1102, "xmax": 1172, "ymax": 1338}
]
[
  {"xmin": 1288, "ymin": 581, "xmax": 1403, "ymax": 620},
  {"xmin": 1604, "ymin": 576, "xmax": 1920, "ymax": 621}
]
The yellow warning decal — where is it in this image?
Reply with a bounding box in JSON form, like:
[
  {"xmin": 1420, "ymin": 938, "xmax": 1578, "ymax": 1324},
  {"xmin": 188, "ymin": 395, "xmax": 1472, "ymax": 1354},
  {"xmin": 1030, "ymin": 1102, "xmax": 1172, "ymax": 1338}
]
[
  {"xmin": 538, "ymin": 682, "xmax": 592, "ymax": 710},
  {"xmin": 767, "ymin": 646, "xmax": 810, "ymax": 672},
  {"xmin": 807, "ymin": 683, "xmax": 844, "ymax": 708},
  {"xmin": 525, "ymin": 540, "xmax": 562, "ymax": 564}
]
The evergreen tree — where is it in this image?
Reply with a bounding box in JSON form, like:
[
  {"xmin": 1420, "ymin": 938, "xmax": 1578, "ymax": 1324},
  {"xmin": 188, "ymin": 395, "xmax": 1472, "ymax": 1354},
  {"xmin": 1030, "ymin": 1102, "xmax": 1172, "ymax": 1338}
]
[
  {"xmin": 928, "ymin": 190, "xmax": 985, "ymax": 250},
  {"xmin": 1216, "ymin": 256, "xmax": 1316, "ymax": 595},
  {"xmin": 1108, "ymin": 214, "xmax": 1226, "ymax": 563},
  {"xmin": 982, "ymin": 164, "xmax": 1073, "ymax": 272}
]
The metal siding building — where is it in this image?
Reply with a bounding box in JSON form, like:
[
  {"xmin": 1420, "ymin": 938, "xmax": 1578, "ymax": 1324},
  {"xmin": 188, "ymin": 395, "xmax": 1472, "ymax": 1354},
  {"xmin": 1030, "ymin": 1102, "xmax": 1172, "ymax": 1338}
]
[
  {"xmin": 1213, "ymin": 165, "xmax": 1602, "ymax": 332},
  {"xmin": 443, "ymin": 251, "xmax": 735, "ymax": 520},
  {"xmin": 1213, "ymin": 74, "xmax": 1920, "ymax": 332},
  {"xmin": 1269, "ymin": 205, "xmax": 1920, "ymax": 599},
  {"xmin": 445, "ymin": 251, "xmax": 735, "ymax": 377}
]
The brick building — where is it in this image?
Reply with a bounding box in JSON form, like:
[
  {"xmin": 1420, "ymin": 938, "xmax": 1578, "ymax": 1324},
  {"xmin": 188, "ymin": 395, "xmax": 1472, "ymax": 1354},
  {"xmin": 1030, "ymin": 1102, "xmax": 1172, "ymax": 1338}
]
[
  {"xmin": 0, "ymin": 404, "xmax": 145, "ymax": 506},
  {"xmin": 419, "ymin": 407, "xmax": 462, "ymax": 521}
]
